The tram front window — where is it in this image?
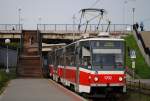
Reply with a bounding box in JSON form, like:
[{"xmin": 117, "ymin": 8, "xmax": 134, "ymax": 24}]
[
  {"xmin": 93, "ymin": 54, "xmax": 115, "ymax": 66},
  {"xmin": 92, "ymin": 54, "xmax": 124, "ymax": 71},
  {"xmin": 91, "ymin": 40, "xmax": 125, "ymax": 71}
]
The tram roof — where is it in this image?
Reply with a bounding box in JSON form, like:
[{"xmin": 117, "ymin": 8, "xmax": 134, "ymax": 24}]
[
  {"xmin": 55, "ymin": 37, "xmax": 124, "ymax": 51},
  {"xmin": 78, "ymin": 37, "xmax": 124, "ymax": 42},
  {"xmin": 70, "ymin": 37, "xmax": 125, "ymax": 46}
]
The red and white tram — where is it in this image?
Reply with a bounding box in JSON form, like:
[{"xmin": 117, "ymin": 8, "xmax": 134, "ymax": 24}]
[{"xmin": 48, "ymin": 37, "xmax": 126, "ymax": 94}]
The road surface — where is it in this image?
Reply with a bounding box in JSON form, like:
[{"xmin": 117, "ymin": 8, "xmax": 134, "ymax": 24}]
[{"xmin": 0, "ymin": 79, "xmax": 85, "ymax": 101}]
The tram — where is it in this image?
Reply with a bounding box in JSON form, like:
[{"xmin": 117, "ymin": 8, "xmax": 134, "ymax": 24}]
[{"xmin": 48, "ymin": 37, "xmax": 126, "ymax": 94}]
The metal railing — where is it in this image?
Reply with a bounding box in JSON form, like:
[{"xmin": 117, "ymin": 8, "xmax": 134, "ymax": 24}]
[
  {"xmin": 127, "ymin": 80, "xmax": 150, "ymax": 95},
  {"xmin": 0, "ymin": 24, "xmax": 23, "ymax": 31},
  {"xmin": 0, "ymin": 24, "xmax": 133, "ymax": 32},
  {"xmin": 37, "ymin": 24, "xmax": 132, "ymax": 33}
]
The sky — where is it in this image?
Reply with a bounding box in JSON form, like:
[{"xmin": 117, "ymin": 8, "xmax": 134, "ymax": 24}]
[{"xmin": 0, "ymin": 0, "xmax": 150, "ymax": 29}]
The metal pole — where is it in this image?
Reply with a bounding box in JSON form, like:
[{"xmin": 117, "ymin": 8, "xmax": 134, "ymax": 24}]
[
  {"xmin": 38, "ymin": 17, "xmax": 42, "ymax": 25},
  {"xmin": 123, "ymin": 0, "xmax": 127, "ymax": 32},
  {"xmin": 73, "ymin": 14, "xmax": 76, "ymax": 41},
  {"xmin": 65, "ymin": 24, "xmax": 67, "ymax": 32},
  {"xmin": 132, "ymin": 8, "xmax": 135, "ymax": 25},
  {"xmin": 18, "ymin": 8, "xmax": 21, "ymax": 30},
  {"xmin": 132, "ymin": 59, "xmax": 135, "ymax": 80},
  {"xmin": 18, "ymin": 8, "xmax": 22, "ymax": 54},
  {"xmin": 132, "ymin": 8, "xmax": 135, "ymax": 30},
  {"xmin": 6, "ymin": 45, "xmax": 9, "ymax": 73},
  {"xmin": 133, "ymin": 68, "xmax": 135, "ymax": 80},
  {"xmin": 55, "ymin": 24, "xmax": 56, "ymax": 31}
]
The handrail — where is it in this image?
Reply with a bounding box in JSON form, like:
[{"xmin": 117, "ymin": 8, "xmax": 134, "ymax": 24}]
[
  {"xmin": 0, "ymin": 24, "xmax": 132, "ymax": 32},
  {"xmin": 37, "ymin": 24, "xmax": 132, "ymax": 33},
  {"xmin": 127, "ymin": 80, "xmax": 150, "ymax": 95},
  {"xmin": 0, "ymin": 24, "xmax": 23, "ymax": 30}
]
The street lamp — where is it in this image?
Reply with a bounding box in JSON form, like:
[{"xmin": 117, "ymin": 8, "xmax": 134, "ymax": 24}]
[
  {"xmin": 5, "ymin": 39, "xmax": 10, "ymax": 73},
  {"xmin": 132, "ymin": 8, "xmax": 135, "ymax": 31},
  {"xmin": 72, "ymin": 14, "xmax": 76, "ymax": 41},
  {"xmin": 123, "ymin": 0, "xmax": 127, "ymax": 32},
  {"xmin": 18, "ymin": 8, "xmax": 21, "ymax": 30},
  {"xmin": 38, "ymin": 17, "xmax": 42, "ymax": 24}
]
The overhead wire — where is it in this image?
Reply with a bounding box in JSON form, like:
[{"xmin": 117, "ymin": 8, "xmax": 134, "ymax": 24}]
[{"xmin": 90, "ymin": 0, "xmax": 101, "ymax": 8}]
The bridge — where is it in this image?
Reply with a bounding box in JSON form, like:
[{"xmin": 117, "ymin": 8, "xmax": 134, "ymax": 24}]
[
  {"xmin": 0, "ymin": 24, "xmax": 132, "ymax": 77},
  {"xmin": 0, "ymin": 24, "xmax": 132, "ymax": 40},
  {"xmin": 1, "ymin": 24, "xmax": 150, "ymax": 101}
]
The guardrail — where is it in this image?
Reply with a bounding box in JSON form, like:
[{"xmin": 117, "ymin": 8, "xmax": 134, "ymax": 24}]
[
  {"xmin": 127, "ymin": 80, "xmax": 150, "ymax": 95},
  {"xmin": 0, "ymin": 24, "xmax": 23, "ymax": 31},
  {"xmin": 0, "ymin": 24, "xmax": 133, "ymax": 32},
  {"xmin": 37, "ymin": 24, "xmax": 132, "ymax": 33}
]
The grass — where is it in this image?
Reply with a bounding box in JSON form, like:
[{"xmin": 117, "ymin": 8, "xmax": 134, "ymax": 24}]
[
  {"xmin": 0, "ymin": 42, "xmax": 19, "ymax": 50},
  {"xmin": 124, "ymin": 34, "xmax": 150, "ymax": 79},
  {"xmin": 0, "ymin": 68, "xmax": 17, "ymax": 94}
]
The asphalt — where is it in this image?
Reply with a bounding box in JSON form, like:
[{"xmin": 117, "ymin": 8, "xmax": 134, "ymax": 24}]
[{"xmin": 0, "ymin": 79, "xmax": 86, "ymax": 101}]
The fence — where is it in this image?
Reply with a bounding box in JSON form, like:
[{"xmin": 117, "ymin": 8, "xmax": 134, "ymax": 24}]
[
  {"xmin": 127, "ymin": 80, "xmax": 150, "ymax": 95},
  {"xmin": 0, "ymin": 24, "xmax": 23, "ymax": 31},
  {"xmin": 0, "ymin": 24, "xmax": 133, "ymax": 33},
  {"xmin": 37, "ymin": 24, "xmax": 132, "ymax": 33},
  {"xmin": 0, "ymin": 47, "xmax": 18, "ymax": 68}
]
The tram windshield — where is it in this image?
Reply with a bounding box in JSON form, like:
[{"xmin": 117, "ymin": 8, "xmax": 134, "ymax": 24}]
[{"xmin": 91, "ymin": 40, "xmax": 125, "ymax": 71}]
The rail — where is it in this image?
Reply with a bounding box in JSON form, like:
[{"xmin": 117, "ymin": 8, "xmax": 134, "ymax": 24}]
[
  {"xmin": 0, "ymin": 24, "xmax": 23, "ymax": 31},
  {"xmin": 127, "ymin": 80, "xmax": 150, "ymax": 95},
  {"xmin": 37, "ymin": 24, "xmax": 132, "ymax": 33}
]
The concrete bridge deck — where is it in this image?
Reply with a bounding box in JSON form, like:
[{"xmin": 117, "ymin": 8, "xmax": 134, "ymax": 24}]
[{"xmin": 0, "ymin": 24, "xmax": 131, "ymax": 40}]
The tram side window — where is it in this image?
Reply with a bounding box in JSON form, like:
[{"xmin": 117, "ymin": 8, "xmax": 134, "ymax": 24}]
[
  {"xmin": 66, "ymin": 56, "xmax": 70, "ymax": 66},
  {"xmin": 65, "ymin": 44, "xmax": 75, "ymax": 66},
  {"xmin": 55, "ymin": 49, "xmax": 63, "ymax": 66},
  {"xmin": 49, "ymin": 56, "xmax": 52, "ymax": 65},
  {"xmin": 60, "ymin": 54, "xmax": 63, "ymax": 66},
  {"xmin": 48, "ymin": 52, "xmax": 55, "ymax": 65},
  {"xmin": 70, "ymin": 55, "xmax": 75, "ymax": 66},
  {"xmin": 52, "ymin": 52, "xmax": 56, "ymax": 65},
  {"xmin": 79, "ymin": 41, "xmax": 91, "ymax": 67},
  {"xmin": 56, "ymin": 55, "xmax": 59, "ymax": 66}
]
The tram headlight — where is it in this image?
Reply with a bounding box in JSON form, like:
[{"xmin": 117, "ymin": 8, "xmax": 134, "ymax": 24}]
[
  {"xmin": 88, "ymin": 76, "xmax": 91, "ymax": 79},
  {"xmin": 119, "ymin": 77, "xmax": 123, "ymax": 81},
  {"xmin": 88, "ymin": 66, "xmax": 91, "ymax": 69},
  {"xmin": 94, "ymin": 77, "xmax": 99, "ymax": 82}
]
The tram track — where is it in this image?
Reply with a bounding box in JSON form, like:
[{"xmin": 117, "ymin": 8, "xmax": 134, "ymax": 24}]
[
  {"xmin": 48, "ymin": 78, "xmax": 126, "ymax": 101},
  {"xmin": 87, "ymin": 93, "xmax": 128, "ymax": 101},
  {"xmin": 48, "ymin": 78, "xmax": 150, "ymax": 101}
]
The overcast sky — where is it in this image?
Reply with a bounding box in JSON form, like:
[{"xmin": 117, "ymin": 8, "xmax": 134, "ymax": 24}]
[{"xmin": 0, "ymin": 0, "xmax": 150, "ymax": 29}]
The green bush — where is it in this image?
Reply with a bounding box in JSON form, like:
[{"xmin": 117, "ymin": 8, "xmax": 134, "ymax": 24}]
[
  {"xmin": 0, "ymin": 71, "xmax": 9, "ymax": 82},
  {"xmin": 0, "ymin": 71, "xmax": 9, "ymax": 92},
  {"xmin": 0, "ymin": 68, "xmax": 16, "ymax": 93},
  {"xmin": 0, "ymin": 42, "xmax": 19, "ymax": 50}
]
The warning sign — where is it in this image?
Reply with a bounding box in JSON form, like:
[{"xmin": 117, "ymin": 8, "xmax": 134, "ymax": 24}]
[{"xmin": 130, "ymin": 50, "xmax": 136, "ymax": 59}]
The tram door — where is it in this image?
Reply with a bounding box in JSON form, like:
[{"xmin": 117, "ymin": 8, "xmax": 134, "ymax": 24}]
[
  {"xmin": 75, "ymin": 44, "xmax": 80, "ymax": 92},
  {"xmin": 63, "ymin": 49, "xmax": 66, "ymax": 85}
]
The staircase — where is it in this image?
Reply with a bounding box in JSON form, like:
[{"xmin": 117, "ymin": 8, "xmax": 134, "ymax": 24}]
[
  {"xmin": 140, "ymin": 31, "xmax": 150, "ymax": 66},
  {"xmin": 133, "ymin": 25, "xmax": 150, "ymax": 66},
  {"xmin": 17, "ymin": 30, "xmax": 43, "ymax": 77},
  {"xmin": 140, "ymin": 31, "xmax": 150, "ymax": 48}
]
